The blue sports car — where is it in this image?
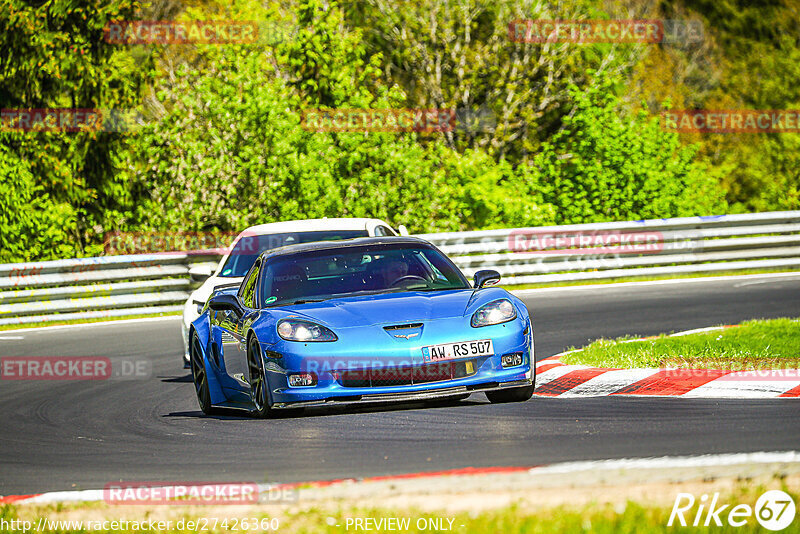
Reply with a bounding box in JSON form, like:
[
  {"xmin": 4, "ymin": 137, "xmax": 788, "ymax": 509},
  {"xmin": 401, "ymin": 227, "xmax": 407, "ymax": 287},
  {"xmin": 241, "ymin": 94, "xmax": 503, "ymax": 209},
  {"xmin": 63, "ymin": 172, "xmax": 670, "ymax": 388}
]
[{"xmin": 189, "ymin": 237, "xmax": 534, "ymax": 417}]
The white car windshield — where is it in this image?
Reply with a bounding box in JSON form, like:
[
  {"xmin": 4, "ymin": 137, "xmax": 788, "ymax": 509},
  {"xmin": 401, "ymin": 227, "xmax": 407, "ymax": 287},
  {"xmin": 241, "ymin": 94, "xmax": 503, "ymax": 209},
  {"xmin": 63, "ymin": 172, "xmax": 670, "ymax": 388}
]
[{"xmin": 219, "ymin": 230, "xmax": 369, "ymax": 277}]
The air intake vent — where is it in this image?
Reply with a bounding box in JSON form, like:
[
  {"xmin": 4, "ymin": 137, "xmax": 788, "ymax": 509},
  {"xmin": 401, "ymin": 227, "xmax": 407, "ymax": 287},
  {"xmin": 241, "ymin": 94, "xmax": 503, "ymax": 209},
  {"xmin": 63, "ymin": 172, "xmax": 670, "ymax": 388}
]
[{"xmin": 383, "ymin": 323, "xmax": 423, "ymax": 331}]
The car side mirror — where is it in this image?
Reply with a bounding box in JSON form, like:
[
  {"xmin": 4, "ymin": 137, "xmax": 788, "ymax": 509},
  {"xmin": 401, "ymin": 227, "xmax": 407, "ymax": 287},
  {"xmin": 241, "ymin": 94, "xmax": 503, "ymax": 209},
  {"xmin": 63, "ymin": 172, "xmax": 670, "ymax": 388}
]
[
  {"xmin": 188, "ymin": 264, "xmax": 214, "ymax": 283},
  {"xmin": 473, "ymin": 269, "xmax": 501, "ymax": 289},
  {"xmin": 396, "ymin": 224, "xmax": 410, "ymax": 236},
  {"xmin": 208, "ymin": 293, "xmax": 243, "ymax": 313}
]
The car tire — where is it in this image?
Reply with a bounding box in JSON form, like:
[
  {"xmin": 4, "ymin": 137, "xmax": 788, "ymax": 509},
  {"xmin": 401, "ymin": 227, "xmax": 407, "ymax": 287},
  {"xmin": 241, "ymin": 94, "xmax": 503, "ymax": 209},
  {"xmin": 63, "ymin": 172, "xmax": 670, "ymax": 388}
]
[
  {"xmin": 247, "ymin": 336, "xmax": 273, "ymax": 418},
  {"xmin": 190, "ymin": 331, "xmax": 215, "ymax": 415}
]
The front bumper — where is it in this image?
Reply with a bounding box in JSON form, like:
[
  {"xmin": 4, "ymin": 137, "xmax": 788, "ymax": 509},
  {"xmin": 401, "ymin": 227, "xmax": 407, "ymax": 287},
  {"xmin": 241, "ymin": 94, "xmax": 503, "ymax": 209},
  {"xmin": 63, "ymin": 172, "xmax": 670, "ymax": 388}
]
[
  {"xmin": 270, "ymin": 378, "xmax": 532, "ymax": 409},
  {"xmin": 264, "ymin": 316, "xmax": 534, "ymax": 408}
]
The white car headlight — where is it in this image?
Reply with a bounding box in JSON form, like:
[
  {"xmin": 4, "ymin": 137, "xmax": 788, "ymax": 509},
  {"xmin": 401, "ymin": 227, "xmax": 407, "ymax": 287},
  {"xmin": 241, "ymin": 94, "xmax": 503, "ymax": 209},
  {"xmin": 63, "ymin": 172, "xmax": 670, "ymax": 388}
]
[
  {"xmin": 277, "ymin": 319, "xmax": 337, "ymax": 342},
  {"xmin": 471, "ymin": 299, "xmax": 516, "ymax": 327}
]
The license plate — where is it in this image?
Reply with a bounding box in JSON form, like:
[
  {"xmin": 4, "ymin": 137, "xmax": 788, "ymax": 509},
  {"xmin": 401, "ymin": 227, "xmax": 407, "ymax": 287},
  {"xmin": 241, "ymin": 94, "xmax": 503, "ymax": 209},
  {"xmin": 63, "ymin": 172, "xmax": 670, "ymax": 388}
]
[{"xmin": 422, "ymin": 339, "xmax": 494, "ymax": 362}]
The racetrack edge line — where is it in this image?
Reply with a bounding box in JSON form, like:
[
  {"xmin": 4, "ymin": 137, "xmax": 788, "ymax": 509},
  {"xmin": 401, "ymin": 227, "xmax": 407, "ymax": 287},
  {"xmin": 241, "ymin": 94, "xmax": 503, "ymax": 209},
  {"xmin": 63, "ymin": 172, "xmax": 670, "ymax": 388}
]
[{"xmin": 4, "ymin": 451, "xmax": 800, "ymax": 506}]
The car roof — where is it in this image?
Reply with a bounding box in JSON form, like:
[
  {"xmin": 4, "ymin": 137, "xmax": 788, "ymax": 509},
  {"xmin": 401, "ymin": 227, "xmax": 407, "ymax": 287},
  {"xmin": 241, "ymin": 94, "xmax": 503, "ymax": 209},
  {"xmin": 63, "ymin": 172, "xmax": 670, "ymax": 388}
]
[
  {"xmin": 237, "ymin": 218, "xmax": 389, "ymax": 237},
  {"xmin": 258, "ymin": 236, "xmax": 431, "ymax": 261}
]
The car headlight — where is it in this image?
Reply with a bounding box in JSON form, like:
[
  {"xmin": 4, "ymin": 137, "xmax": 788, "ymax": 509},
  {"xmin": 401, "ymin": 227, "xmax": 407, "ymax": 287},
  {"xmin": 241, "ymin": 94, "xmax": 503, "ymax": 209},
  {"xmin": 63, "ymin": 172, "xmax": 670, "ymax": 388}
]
[
  {"xmin": 277, "ymin": 319, "xmax": 338, "ymax": 342},
  {"xmin": 471, "ymin": 299, "xmax": 516, "ymax": 327}
]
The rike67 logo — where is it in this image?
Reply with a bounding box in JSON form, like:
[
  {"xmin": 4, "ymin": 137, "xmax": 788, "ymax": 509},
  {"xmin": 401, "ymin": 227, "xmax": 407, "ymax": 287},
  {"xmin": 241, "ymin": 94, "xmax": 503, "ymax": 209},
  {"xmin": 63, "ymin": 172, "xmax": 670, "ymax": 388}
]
[{"xmin": 668, "ymin": 490, "xmax": 796, "ymax": 530}]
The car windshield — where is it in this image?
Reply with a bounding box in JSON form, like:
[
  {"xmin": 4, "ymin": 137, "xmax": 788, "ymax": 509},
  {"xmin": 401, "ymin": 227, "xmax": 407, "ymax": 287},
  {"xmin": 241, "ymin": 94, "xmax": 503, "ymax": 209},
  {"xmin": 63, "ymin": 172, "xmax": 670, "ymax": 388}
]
[
  {"xmin": 219, "ymin": 230, "xmax": 369, "ymax": 277},
  {"xmin": 261, "ymin": 244, "xmax": 469, "ymax": 306}
]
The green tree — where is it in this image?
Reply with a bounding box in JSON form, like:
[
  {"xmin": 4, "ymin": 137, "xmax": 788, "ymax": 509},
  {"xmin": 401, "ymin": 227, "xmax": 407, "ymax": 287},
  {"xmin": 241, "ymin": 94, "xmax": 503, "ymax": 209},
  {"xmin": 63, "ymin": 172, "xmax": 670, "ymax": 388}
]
[
  {"xmin": 123, "ymin": 0, "xmax": 555, "ymax": 234},
  {"xmin": 0, "ymin": 145, "xmax": 76, "ymax": 262},
  {"xmin": 635, "ymin": 0, "xmax": 800, "ymax": 211},
  {"xmin": 532, "ymin": 79, "xmax": 727, "ymax": 223},
  {"xmin": 0, "ymin": 0, "xmax": 152, "ymax": 259},
  {"xmin": 342, "ymin": 0, "xmax": 644, "ymax": 163}
]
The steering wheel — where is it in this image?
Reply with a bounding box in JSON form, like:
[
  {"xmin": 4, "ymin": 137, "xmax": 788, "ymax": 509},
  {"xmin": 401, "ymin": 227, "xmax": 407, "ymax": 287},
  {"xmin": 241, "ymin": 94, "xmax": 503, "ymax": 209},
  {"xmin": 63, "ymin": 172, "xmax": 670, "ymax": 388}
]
[{"xmin": 389, "ymin": 275, "xmax": 428, "ymax": 288}]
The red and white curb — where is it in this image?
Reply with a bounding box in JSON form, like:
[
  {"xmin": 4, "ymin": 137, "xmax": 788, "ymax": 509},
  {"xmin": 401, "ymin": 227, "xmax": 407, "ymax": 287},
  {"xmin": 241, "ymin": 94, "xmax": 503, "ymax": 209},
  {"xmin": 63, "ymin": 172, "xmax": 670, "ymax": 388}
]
[
  {"xmin": 3, "ymin": 452, "xmax": 799, "ymax": 505},
  {"xmin": 534, "ymin": 326, "xmax": 800, "ymax": 398}
]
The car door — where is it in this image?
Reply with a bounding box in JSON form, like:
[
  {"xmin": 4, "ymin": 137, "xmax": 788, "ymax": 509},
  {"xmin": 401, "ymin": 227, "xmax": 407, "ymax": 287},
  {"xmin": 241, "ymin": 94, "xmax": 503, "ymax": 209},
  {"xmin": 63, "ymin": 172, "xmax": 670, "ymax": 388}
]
[{"xmin": 220, "ymin": 259, "xmax": 261, "ymax": 393}]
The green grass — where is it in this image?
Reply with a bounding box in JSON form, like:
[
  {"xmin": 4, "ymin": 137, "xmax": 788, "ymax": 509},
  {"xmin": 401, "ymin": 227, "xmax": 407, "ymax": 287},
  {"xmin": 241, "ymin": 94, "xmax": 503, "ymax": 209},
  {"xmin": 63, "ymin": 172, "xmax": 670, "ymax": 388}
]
[
  {"xmin": 0, "ymin": 311, "xmax": 181, "ymax": 332},
  {"xmin": 562, "ymin": 317, "xmax": 800, "ymax": 370}
]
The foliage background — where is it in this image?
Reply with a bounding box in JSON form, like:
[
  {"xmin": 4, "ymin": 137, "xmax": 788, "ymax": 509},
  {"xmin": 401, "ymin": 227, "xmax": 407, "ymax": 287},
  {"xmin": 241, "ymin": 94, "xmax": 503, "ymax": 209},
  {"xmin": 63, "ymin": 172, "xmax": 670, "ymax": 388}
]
[{"xmin": 1, "ymin": 0, "xmax": 797, "ymax": 262}]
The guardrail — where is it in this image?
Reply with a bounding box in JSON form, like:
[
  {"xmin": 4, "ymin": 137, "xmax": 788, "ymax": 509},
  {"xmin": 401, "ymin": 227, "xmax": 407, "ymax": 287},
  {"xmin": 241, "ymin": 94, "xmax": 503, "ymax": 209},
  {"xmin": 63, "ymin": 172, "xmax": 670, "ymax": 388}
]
[
  {"xmin": 0, "ymin": 254, "xmax": 220, "ymax": 326},
  {"xmin": 1, "ymin": 211, "xmax": 799, "ymax": 326}
]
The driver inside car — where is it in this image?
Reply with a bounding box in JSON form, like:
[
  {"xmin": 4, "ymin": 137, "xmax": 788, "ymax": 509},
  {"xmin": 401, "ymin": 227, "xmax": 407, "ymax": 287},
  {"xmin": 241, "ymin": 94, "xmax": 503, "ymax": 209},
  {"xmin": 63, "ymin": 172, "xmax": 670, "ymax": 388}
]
[
  {"xmin": 365, "ymin": 256, "xmax": 410, "ymax": 289},
  {"xmin": 379, "ymin": 259, "xmax": 409, "ymax": 287}
]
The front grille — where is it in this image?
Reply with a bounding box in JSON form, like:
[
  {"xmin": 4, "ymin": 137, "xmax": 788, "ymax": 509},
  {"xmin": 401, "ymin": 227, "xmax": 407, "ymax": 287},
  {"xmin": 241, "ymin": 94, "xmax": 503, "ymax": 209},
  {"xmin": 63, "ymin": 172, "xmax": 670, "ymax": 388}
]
[{"xmin": 338, "ymin": 359, "xmax": 476, "ymax": 388}]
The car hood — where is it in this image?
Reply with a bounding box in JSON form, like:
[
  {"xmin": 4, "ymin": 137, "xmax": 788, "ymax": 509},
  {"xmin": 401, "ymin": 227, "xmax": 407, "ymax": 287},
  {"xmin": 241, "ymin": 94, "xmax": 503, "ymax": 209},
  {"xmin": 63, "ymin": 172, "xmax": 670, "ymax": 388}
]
[{"xmin": 280, "ymin": 289, "xmax": 505, "ymax": 328}]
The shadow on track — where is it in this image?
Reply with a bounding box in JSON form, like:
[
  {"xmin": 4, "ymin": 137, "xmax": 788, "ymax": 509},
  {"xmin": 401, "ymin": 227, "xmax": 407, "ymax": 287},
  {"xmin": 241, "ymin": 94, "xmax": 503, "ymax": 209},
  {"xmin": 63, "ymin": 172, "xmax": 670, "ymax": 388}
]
[
  {"xmin": 160, "ymin": 374, "xmax": 193, "ymax": 383},
  {"xmin": 165, "ymin": 396, "xmax": 488, "ymax": 420}
]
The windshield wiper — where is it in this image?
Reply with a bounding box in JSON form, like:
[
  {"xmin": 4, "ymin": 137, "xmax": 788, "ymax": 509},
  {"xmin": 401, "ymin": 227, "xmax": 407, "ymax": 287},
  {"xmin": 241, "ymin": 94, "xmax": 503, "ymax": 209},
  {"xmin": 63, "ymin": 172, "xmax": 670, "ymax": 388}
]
[
  {"xmin": 284, "ymin": 298, "xmax": 327, "ymax": 305},
  {"xmin": 417, "ymin": 287, "xmax": 460, "ymax": 291}
]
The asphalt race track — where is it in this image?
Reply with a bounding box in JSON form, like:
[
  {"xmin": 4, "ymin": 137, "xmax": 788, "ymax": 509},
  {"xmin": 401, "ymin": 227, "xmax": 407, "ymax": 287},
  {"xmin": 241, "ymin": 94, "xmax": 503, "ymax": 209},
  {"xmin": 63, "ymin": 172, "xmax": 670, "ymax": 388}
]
[{"xmin": 1, "ymin": 274, "xmax": 799, "ymax": 495}]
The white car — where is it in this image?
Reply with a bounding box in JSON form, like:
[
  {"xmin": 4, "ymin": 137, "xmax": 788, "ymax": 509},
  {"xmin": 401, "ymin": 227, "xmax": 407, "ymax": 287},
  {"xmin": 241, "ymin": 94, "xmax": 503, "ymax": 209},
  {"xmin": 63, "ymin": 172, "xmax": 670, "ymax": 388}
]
[{"xmin": 181, "ymin": 218, "xmax": 407, "ymax": 367}]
